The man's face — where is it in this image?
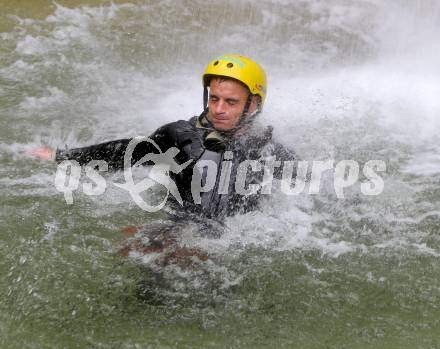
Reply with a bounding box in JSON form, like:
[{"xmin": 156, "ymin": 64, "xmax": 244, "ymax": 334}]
[{"xmin": 207, "ymin": 78, "xmax": 258, "ymax": 131}]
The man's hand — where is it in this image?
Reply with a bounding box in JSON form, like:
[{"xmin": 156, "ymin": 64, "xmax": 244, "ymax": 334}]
[{"xmin": 25, "ymin": 147, "xmax": 55, "ymax": 161}]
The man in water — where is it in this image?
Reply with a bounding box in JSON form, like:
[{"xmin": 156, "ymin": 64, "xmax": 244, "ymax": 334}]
[{"xmin": 30, "ymin": 54, "xmax": 296, "ymax": 263}]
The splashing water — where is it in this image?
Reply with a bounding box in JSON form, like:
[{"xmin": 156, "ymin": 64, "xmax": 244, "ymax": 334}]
[{"xmin": 1, "ymin": 1, "xmax": 439, "ymax": 348}]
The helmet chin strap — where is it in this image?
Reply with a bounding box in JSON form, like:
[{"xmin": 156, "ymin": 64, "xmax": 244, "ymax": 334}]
[
  {"xmin": 232, "ymin": 93, "xmax": 256, "ymax": 131},
  {"xmin": 242, "ymin": 93, "xmax": 253, "ymax": 116},
  {"xmin": 203, "ymin": 86, "xmax": 209, "ymax": 110}
]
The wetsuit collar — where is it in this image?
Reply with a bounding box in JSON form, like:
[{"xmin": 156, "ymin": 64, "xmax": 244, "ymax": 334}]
[
  {"xmin": 197, "ymin": 107, "xmax": 259, "ymax": 137},
  {"xmin": 196, "ymin": 111, "xmax": 228, "ymax": 151},
  {"xmin": 196, "ymin": 110, "xmax": 273, "ymax": 151}
]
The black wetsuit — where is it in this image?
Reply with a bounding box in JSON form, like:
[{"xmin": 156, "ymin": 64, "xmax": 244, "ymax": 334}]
[{"xmin": 56, "ymin": 112, "xmax": 297, "ymax": 220}]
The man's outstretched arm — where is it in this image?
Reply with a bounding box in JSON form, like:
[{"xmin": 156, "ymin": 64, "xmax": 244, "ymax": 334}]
[
  {"xmin": 27, "ymin": 125, "xmax": 172, "ymax": 171},
  {"xmin": 55, "ymin": 138, "xmax": 132, "ymax": 170}
]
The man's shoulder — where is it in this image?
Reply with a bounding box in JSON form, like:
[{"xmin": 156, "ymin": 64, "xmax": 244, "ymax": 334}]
[
  {"xmin": 150, "ymin": 116, "xmax": 202, "ymax": 150},
  {"xmin": 245, "ymin": 123, "xmax": 297, "ymax": 161},
  {"xmin": 271, "ymin": 141, "xmax": 297, "ymax": 161},
  {"xmin": 164, "ymin": 116, "xmax": 198, "ymax": 128},
  {"xmin": 155, "ymin": 116, "xmax": 198, "ymax": 135},
  {"xmin": 261, "ymin": 129, "xmax": 297, "ymax": 162}
]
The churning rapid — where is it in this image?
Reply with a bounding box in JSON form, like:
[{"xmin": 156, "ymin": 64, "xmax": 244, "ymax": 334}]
[{"xmin": 0, "ymin": 1, "xmax": 439, "ymax": 348}]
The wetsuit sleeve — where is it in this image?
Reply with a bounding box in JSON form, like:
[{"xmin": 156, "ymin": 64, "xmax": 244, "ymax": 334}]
[
  {"xmin": 55, "ymin": 139, "xmax": 132, "ymax": 170},
  {"xmin": 55, "ymin": 126, "xmax": 171, "ymax": 171}
]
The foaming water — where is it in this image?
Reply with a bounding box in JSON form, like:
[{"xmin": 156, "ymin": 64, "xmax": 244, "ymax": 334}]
[
  {"xmin": 1, "ymin": 0, "xmax": 438, "ymax": 268},
  {"xmin": 1, "ymin": 1, "xmax": 440, "ymax": 347},
  {"xmin": 402, "ymin": 151, "xmax": 440, "ymax": 176}
]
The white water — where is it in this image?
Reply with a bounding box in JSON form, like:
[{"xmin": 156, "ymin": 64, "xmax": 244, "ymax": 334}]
[
  {"xmin": 2, "ymin": 3, "xmax": 440, "ymax": 348},
  {"xmin": 1, "ymin": 0, "xmax": 439, "ymax": 266}
]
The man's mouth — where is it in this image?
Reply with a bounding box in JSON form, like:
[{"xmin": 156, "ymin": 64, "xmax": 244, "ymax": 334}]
[{"xmin": 213, "ymin": 116, "xmax": 228, "ymax": 121}]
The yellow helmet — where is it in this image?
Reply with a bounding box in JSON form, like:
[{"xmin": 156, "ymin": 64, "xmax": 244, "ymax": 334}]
[{"xmin": 202, "ymin": 54, "xmax": 267, "ymax": 109}]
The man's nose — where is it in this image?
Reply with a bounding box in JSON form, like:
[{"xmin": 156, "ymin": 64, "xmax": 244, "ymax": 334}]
[{"xmin": 214, "ymin": 100, "xmax": 226, "ymax": 114}]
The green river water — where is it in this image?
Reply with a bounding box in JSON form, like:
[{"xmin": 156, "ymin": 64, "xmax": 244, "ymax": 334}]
[{"xmin": 1, "ymin": 1, "xmax": 439, "ymax": 348}]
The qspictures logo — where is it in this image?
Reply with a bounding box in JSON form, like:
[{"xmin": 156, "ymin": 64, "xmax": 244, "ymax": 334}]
[{"xmin": 54, "ymin": 137, "xmax": 386, "ymax": 212}]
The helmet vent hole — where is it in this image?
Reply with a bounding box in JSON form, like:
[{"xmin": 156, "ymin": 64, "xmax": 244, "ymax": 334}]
[
  {"xmin": 213, "ymin": 60, "xmax": 219, "ymax": 66},
  {"xmin": 227, "ymin": 63, "xmax": 234, "ymax": 68}
]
